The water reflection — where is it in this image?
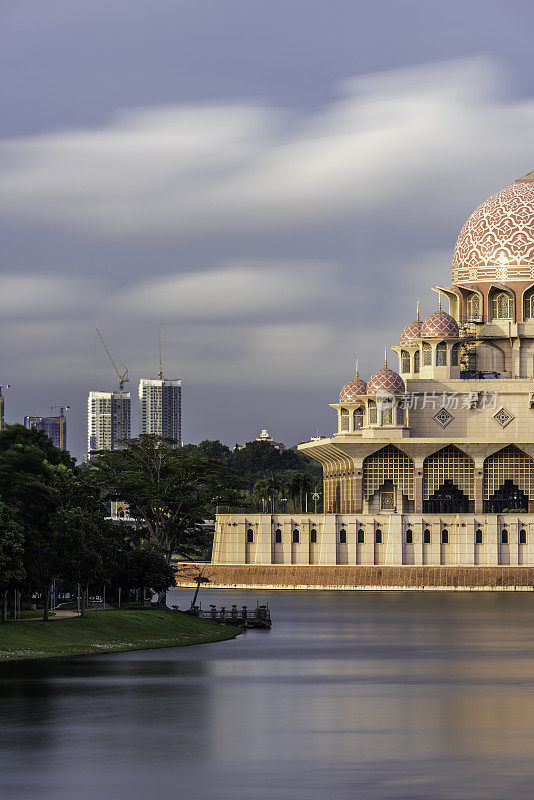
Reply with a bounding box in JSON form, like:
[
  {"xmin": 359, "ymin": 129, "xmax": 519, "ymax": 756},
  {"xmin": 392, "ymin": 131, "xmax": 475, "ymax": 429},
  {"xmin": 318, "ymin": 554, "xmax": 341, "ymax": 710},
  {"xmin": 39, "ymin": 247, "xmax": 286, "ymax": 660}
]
[{"xmin": 2, "ymin": 590, "xmax": 534, "ymax": 799}]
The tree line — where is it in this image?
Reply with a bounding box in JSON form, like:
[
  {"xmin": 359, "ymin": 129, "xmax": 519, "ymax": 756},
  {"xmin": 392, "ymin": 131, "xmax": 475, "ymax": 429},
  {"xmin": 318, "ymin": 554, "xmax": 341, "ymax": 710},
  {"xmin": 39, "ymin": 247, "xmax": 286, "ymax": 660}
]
[
  {"xmin": 0, "ymin": 427, "xmax": 238, "ymax": 621},
  {"xmin": 0, "ymin": 430, "xmax": 321, "ymax": 621}
]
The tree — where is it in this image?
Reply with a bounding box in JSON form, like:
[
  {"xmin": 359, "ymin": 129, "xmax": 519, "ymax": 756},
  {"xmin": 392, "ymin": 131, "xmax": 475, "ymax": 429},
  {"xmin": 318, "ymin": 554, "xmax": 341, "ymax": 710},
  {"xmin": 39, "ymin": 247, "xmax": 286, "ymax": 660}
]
[
  {"xmin": 287, "ymin": 473, "xmax": 315, "ymax": 513},
  {"xmin": 0, "ymin": 502, "xmax": 25, "ymax": 623},
  {"xmin": 91, "ymin": 435, "xmax": 239, "ymax": 601},
  {"xmin": 120, "ymin": 545, "xmax": 175, "ymax": 606},
  {"xmin": 252, "ymin": 476, "xmax": 284, "ymax": 512}
]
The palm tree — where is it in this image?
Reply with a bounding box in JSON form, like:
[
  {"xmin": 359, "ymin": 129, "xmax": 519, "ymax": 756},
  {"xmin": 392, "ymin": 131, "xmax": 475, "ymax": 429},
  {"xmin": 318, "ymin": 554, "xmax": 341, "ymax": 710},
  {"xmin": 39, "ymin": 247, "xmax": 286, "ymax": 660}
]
[
  {"xmin": 252, "ymin": 476, "xmax": 284, "ymax": 512},
  {"xmin": 288, "ymin": 473, "xmax": 315, "ymax": 513}
]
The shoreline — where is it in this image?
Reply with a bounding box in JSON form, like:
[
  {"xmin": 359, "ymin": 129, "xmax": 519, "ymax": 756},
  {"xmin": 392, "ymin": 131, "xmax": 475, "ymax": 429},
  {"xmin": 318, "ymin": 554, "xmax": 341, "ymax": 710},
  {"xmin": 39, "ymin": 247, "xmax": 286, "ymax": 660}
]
[{"xmin": 0, "ymin": 608, "xmax": 241, "ymax": 663}]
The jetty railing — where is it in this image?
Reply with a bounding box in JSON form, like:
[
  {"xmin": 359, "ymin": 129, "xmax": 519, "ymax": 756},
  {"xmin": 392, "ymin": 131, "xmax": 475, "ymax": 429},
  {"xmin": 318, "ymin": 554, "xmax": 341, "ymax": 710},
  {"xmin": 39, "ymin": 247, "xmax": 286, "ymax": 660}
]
[{"xmin": 183, "ymin": 602, "xmax": 271, "ymax": 629}]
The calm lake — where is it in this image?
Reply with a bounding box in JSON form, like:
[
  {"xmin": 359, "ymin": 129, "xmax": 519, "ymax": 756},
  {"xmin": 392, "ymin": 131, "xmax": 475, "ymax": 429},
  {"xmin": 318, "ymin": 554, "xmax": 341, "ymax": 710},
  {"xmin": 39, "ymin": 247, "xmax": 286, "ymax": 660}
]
[{"xmin": 2, "ymin": 589, "xmax": 534, "ymax": 799}]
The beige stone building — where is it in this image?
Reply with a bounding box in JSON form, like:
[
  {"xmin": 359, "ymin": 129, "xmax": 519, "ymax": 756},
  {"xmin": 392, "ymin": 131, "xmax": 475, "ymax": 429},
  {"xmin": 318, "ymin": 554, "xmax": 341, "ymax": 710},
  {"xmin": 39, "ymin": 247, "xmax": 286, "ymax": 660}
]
[{"xmin": 213, "ymin": 171, "xmax": 534, "ymax": 570}]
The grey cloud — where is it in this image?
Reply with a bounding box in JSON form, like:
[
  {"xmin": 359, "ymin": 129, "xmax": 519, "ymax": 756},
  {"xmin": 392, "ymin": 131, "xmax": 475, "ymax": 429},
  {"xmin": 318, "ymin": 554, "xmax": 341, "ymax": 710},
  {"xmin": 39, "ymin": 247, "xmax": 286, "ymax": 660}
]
[{"xmin": 0, "ymin": 58, "xmax": 532, "ymax": 241}]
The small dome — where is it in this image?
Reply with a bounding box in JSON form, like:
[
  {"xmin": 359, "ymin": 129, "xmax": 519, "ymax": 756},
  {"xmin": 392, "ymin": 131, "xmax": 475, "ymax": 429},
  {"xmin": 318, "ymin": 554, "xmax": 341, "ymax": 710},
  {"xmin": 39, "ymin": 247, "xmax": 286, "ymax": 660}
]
[
  {"xmin": 339, "ymin": 379, "xmax": 367, "ymax": 402},
  {"xmin": 367, "ymin": 368, "xmax": 405, "ymax": 395},
  {"xmin": 400, "ymin": 320, "xmax": 423, "ymax": 344},
  {"xmin": 421, "ymin": 310, "xmax": 459, "ymax": 338}
]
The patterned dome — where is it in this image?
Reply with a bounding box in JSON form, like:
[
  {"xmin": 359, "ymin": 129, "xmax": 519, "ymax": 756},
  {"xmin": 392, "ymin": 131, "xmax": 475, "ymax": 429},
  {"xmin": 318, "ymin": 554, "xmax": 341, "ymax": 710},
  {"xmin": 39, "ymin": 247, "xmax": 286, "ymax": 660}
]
[
  {"xmin": 453, "ymin": 173, "xmax": 534, "ymax": 284},
  {"xmin": 339, "ymin": 378, "xmax": 367, "ymax": 402},
  {"xmin": 400, "ymin": 319, "xmax": 423, "ymax": 344},
  {"xmin": 421, "ymin": 310, "xmax": 459, "ymax": 338},
  {"xmin": 367, "ymin": 368, "xmax": 405, "ymax": 395}
]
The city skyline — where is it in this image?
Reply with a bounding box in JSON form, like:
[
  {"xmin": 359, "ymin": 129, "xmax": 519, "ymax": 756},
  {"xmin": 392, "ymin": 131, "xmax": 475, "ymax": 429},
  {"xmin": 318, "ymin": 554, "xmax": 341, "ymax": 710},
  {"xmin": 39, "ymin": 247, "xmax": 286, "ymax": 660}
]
[{"xmin": 2, "ymin": 1, "xmax": 534, "ymax": 460}]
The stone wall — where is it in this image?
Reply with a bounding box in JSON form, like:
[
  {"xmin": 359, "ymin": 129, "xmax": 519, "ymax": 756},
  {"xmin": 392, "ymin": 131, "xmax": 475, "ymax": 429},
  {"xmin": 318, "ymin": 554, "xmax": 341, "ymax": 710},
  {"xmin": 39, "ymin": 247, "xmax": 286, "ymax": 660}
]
[{"xmin": 175, "ymin": 563, "xmax": 534, "ymax": 590}]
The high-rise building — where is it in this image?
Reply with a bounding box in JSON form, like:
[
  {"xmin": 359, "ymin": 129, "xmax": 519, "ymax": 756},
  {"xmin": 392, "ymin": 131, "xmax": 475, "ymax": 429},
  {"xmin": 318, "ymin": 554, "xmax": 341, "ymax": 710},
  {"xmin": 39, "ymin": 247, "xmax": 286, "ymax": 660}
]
[
  {"xmin": 25, "ymin": 413, "xmax": 67, "ymax": 450},
  {"xmin": 0, "ymin": 384, "xmax": 10, "ymax": 431},
  {"xmin": 87, "ymin": 390, "xmax": 131, "ymax": 457},
  {"xmin": 139, "ymin": 379, "xmax": 181, "ymax": 445}
]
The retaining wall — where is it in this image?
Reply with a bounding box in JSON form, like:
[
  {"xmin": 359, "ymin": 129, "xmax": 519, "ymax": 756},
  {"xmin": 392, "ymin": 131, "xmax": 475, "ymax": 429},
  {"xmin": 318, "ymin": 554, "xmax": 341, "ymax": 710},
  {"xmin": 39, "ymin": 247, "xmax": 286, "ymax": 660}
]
[{"xmin": 174, "ymin": 564, "xmax": 534, "ymax": 591}]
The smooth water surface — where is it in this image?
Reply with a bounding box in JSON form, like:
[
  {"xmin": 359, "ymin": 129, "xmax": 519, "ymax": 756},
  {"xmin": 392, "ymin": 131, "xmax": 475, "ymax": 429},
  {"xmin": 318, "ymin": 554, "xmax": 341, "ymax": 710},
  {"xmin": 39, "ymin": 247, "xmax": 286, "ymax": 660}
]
[{"xmin": 2, "ymin": 589, "xmax": 534, "ymax": 799}]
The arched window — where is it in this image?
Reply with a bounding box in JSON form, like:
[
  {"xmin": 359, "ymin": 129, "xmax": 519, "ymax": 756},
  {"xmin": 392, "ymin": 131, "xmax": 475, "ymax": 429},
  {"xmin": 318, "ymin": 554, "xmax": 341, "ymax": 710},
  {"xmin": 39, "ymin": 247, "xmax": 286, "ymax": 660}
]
[
  {"xmin": 396, "ymin": 404, "xmax": 405, "ymax": 425},
  {"xmin": 382, "ymin": 405, "xmax": 393, "ymax": 425},
  {"xmin": 451, "ymin": 342, "xmax": 460, "ymax": 367},
  {"xmin": 401, "ymin": 351, "xmax": 410, "ymax": 373},
  {"xmin": 422, "ymin": 342, "xmax": 432, "ymax": 366},
  {"xmin": 414, "ymin": 350, "xmax": 420, "ymax": 373},
  {"xmin": 340, "ymin": 408, "xmax": 349, "ymax": 431},
  {"xmin": 524, "ymin": 288, "xmax": 534, "ymax": 320},
  {"xmin": 339, "ymin": 529, "xmax": 347, "ymax": 544},
  {"xmin": 353, "ymin": 407, "xmax": 363, "ymax": 430},
  {"xmin": 368, "ymin": 400, "xmax": 377, "ymax": 425},
  {"xmin": 466, "ymin": 293, "xmax": 481, "ymax": 320},
  {"xmin": 246, "ymin": 529, "xmax": 254, "ymax": 543},
  {"xmin": 492, "ymin": 291, "xmax": 514, "ymax": 320},
  {"xmin": 436, "ymin": 342, "xmax": 447, "ymax": 366}
]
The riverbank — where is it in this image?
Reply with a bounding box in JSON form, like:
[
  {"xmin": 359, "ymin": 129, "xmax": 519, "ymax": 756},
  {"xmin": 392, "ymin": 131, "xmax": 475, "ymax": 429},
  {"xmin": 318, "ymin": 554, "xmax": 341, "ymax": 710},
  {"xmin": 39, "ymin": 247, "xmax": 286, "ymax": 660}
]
[
  {"xmin": 175, "ymin": 563, "xmax": 534, "ymax": 590},
  {"xmin": 0, "ymin": 608, "xmax": 241, "ymax": 662}
]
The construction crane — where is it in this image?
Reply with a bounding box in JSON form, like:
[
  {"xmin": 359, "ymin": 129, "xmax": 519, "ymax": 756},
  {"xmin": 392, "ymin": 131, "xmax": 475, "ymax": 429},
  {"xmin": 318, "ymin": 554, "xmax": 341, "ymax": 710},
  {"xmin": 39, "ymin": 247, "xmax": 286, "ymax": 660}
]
[{"xmin": 96, "ymin": 329, "xmax": 129, "ymax": 446}]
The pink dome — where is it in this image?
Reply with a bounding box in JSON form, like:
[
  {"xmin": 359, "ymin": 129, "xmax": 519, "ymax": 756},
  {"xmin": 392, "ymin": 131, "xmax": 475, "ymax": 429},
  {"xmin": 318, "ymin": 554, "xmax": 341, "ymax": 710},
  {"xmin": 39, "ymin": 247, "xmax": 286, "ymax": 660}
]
[
  {"xmin": 400, "ymin": 320, "xmax": 423, "ymax": 344},
  {"xmin": 421, "ymin": 310, "xmax": 459, "ymax": 338},
  {"xmin": 367, "ymin": 368, "xmax": 405, "ymax": 395},
  {"xmin": 453, "ymin": 173, "xmax": 534, "ymax": 284},
  {"xmin": 339, "ymin": 379, "xmax": 367, "ymax": 402}
]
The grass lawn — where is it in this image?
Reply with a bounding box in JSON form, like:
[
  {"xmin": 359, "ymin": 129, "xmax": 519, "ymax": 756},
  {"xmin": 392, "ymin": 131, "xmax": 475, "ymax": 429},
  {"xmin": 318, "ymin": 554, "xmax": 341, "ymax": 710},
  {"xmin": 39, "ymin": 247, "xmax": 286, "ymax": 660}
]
[{"xmin": 0, "ymin": 608, "xmax": 240, "ymax": 662}]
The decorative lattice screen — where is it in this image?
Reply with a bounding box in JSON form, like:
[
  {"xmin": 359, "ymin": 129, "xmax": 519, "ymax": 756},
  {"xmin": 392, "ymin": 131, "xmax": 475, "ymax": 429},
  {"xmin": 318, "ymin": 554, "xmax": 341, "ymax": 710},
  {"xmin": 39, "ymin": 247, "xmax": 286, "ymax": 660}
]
[
  {"xmin": 363, "ymin": 445, "xmax": 414, "ymax": 500},
  {"xmin": 484, "ymin": 445, "xmax": 534, "ymax": 500},
  {"xmin": 424, "ymin": 445, "xmax": 474, "ymax": 500}
]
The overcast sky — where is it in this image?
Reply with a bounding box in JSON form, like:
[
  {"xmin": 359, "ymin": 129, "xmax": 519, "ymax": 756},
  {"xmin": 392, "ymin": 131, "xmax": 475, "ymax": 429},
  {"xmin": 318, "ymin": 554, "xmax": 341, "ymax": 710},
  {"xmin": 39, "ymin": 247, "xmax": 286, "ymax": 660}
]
[{"xmin": 1, "ymin": 0, "xmax": 534, "ymax": 458}]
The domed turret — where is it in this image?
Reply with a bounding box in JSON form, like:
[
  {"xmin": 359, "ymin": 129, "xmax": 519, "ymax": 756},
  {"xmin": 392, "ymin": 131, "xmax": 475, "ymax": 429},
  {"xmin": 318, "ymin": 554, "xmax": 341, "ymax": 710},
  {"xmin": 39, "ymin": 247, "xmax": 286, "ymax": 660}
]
[
  {"xmin": 453, "ymin": 172, "xmax": 534, "ymax": 284},
  {"xmin": 367, "ymin": 350, "xmax": 405, "ymax": 395},
  {"xmin": 421, "ymin": 310, "xmax": 459, "ymax": 338},
  {"xmin": 339, "ymin": 361, "xmax": 367, "ymax": 402},
  {"xmin": 400, "ymin": 301, "xmax": 423, "ymax": 343}
]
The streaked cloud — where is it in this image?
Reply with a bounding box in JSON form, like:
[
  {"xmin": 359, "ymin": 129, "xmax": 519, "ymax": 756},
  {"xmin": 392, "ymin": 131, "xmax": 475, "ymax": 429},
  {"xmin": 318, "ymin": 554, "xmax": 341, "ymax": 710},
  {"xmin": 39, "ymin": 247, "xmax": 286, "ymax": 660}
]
[{"xmin": 1, "ymin": 58, "xmax": 532, "ymax": 240}]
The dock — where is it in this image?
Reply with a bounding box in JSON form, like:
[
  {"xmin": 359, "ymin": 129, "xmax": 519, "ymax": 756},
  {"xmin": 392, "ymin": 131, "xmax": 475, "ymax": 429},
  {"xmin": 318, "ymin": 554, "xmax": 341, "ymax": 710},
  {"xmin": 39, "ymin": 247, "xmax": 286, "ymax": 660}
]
[{"xmin": 185, "ymin": 602, "xmax": 272, "ymax": 629}]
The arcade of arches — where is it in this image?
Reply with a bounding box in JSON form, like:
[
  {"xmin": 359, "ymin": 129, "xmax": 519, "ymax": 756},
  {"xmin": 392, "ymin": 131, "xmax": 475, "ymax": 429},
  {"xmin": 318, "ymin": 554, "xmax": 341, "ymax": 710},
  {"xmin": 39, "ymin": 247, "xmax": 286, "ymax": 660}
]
[{"xmin": 322, "ymin": 445, "xmax": 534, "ymax": 515}]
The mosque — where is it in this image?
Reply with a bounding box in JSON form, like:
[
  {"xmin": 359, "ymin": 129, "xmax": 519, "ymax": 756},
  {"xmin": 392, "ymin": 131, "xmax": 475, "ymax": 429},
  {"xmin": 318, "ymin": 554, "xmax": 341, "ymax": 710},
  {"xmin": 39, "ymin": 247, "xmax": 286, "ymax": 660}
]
[{"xmin": 212, "ymin": 171, "xmax": 534, "ymax": 572}]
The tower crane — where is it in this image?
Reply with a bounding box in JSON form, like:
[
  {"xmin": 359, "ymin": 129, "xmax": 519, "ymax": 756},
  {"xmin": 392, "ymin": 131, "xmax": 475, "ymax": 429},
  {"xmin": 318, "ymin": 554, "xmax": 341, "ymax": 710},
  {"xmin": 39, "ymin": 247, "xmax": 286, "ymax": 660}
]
[{"xmin": 96, "ymin": 329, "xmax": 130, "ymax": 446}]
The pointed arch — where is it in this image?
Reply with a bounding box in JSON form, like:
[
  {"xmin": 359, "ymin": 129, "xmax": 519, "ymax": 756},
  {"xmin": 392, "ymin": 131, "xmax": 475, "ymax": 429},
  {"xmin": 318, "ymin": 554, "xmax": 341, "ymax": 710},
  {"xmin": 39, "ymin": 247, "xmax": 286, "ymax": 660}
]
[
  {"xmin": 522, "ymin": 283, "xmax": 534, "ymax": 321},
  {"xmin": 423, "ymin": 445, "xmax": 474, "ymax": 502},
  {"xmin": 483, "ymin": 445, "xmax": 534, "ymax": 502},
  {"xmin": 363, "ymin": 445, "xmax": 414, "ymax": 500},
  {"xmin": 489, "ymin": 286, "xmax": 515, "ymax": 321}
]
